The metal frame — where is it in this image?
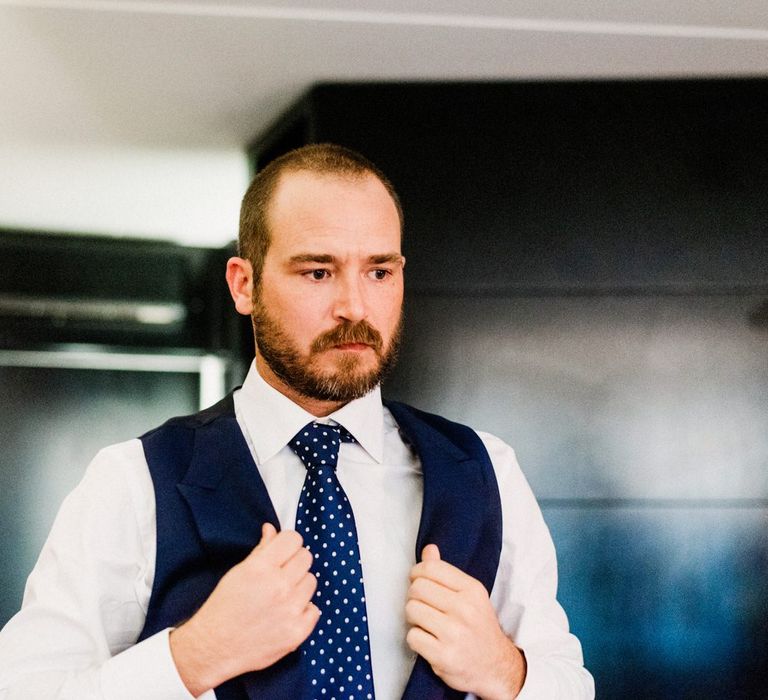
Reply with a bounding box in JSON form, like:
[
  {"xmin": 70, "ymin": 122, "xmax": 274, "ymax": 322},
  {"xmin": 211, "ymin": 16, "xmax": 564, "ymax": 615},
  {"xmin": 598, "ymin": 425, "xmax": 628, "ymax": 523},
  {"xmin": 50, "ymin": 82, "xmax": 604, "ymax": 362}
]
[{"xmin": 0, "ymin": 348, "xmax": 229, "ymax": 410}]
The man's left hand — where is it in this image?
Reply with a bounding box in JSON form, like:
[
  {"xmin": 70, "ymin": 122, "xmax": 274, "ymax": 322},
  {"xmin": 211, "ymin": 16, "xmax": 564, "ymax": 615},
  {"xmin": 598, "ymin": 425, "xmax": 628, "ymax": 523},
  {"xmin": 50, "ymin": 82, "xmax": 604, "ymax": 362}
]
[{"xmin": 406, "ymin": 544, "xmax": 526, "ymax": 699}]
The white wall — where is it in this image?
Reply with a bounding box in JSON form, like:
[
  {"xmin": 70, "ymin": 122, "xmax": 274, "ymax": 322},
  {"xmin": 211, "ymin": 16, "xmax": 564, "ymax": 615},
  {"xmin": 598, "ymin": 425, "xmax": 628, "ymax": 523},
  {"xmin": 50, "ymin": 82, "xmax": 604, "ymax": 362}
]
[{"xmin": 0, "ymin": 143, "xmax": 250, "ymax": 247}]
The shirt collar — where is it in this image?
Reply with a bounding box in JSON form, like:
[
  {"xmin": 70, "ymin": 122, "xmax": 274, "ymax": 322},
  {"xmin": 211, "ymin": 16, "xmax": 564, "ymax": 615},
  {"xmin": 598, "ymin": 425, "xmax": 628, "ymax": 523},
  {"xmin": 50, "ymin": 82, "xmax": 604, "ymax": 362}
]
[{"xmin": 237, "ymin": 361, "xmax": 385, "ymax": 465}]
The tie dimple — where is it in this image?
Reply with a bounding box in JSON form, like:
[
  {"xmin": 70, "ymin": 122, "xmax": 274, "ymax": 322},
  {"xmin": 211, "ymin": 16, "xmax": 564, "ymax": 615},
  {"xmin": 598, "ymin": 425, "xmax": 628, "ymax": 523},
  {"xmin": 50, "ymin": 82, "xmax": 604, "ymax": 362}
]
[{"xmin": 291, "ymin": 422, "xmax": 376, "ymax": 700}]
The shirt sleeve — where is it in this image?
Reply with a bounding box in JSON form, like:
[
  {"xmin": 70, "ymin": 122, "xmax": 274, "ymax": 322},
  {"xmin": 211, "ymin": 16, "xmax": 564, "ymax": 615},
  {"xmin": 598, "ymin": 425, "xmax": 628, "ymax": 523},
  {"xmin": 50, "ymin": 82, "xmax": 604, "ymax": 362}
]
[
  {"xmin": 477, "ymin": 431, "xmax": 595, "ymax": 699},
  {"xmin": 0, "ymin": 440, "xmax": 209, "ymax": 700}
]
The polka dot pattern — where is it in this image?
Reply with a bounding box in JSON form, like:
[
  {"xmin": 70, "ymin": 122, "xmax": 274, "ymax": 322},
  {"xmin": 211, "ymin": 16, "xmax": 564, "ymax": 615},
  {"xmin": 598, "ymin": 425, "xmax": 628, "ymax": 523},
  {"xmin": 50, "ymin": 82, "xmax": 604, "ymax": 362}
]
[{"xmin": 291, "ymin": 422, "xmax": 375, "ymax": 700}]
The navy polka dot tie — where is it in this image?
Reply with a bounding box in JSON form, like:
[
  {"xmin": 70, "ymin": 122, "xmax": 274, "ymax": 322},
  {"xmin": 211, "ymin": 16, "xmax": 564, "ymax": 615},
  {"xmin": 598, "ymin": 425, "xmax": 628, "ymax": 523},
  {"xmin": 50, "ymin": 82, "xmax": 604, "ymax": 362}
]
[{"xmin": 290, "ymin": 422, "xmax": 376, "ymax": 700}]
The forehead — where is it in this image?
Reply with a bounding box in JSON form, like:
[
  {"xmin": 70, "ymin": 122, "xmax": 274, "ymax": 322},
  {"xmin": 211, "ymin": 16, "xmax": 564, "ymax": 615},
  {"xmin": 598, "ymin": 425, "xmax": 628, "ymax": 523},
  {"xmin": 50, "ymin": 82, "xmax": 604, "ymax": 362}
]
[{"xmin": 266, "ymin": 170, "xmax": 401, "ymax": 255}]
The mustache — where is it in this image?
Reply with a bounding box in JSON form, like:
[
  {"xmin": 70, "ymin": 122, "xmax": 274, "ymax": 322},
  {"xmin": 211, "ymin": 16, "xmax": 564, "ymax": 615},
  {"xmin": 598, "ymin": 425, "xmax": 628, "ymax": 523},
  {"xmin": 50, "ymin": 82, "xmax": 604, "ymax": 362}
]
[{"xmin": 311, "ymin": 321, "xmax": 384, "ymax": 354}]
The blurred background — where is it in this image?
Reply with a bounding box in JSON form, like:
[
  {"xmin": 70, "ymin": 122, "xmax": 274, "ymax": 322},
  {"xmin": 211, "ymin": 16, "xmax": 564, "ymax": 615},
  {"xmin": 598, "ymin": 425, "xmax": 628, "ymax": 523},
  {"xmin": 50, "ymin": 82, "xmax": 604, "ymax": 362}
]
[{"xmin": 1, "ymin": 2, "xmax": 767, "ymax": 697}]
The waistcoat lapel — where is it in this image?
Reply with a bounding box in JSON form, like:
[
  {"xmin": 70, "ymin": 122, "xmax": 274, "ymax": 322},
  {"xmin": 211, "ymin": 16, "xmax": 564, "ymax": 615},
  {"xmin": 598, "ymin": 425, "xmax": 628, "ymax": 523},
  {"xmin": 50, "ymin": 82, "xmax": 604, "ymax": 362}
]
[
  {"xmin": 385, "ymin": 401, "xmax": 499, "ymax": 591},
  {"xmin": 385, "ymin": 401, "xmax": 502, "ymax": 700},
  {"xmin": 175, "ymin": 408, "xmax": 307, "ymax": 699},
  {"xmin": 177, "ymin": 412, "xmax": 277, "ymax": 561}
]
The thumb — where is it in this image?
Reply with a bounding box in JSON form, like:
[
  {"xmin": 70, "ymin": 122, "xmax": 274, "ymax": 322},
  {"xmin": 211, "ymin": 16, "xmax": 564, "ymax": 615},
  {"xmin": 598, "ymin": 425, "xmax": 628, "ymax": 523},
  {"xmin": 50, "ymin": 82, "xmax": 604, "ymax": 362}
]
[
  {"xmin": 421, "ymin": 544, "xmax": 441, "ymax": 562},
  {"xmin": 257, "ymin": 522, "xmax": 278, "ymax": 548}
]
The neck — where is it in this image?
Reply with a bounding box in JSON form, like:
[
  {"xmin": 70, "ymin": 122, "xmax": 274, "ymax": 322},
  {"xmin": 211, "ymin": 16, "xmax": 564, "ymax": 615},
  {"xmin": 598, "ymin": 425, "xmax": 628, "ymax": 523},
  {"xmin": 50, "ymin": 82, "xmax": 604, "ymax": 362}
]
[{"xmin": 254, "ymin": 354, "xmax": 347, "ymax": 417}]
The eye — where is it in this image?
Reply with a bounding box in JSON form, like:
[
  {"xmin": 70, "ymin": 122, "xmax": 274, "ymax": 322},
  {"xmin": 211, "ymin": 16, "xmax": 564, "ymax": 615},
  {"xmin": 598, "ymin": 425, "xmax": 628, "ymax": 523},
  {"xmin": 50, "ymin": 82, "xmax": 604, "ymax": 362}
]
[
  {"xmin": 304, "ymin": 269, "xmax": 330, "ymax": 281},
  {"xmin": 369, "ymin": 269, "xmax": 391, "ymax": 281}
]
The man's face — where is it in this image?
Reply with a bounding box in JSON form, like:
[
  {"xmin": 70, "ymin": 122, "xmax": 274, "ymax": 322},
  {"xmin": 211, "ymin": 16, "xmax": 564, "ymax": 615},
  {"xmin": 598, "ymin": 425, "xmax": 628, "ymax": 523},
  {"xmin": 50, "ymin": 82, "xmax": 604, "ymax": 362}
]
[{"xmin": 252, "ymin": 170, "xmax": 405, "ymax": 405}]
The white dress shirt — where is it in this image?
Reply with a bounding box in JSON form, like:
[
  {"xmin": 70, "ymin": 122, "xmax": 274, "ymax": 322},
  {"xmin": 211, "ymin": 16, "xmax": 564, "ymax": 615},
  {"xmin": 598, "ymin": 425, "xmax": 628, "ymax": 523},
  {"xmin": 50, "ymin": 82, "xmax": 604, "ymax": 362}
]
[{"xmin": 0, "ymin": 363, "xmax": 593, "ymax": 699}]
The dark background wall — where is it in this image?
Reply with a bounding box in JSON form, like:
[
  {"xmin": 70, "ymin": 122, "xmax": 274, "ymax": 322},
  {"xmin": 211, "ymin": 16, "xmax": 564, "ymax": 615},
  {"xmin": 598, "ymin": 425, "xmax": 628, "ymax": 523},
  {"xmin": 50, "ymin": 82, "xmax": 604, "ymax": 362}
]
[{"xmin": 252, "ymin": 80, "xmax": 768, "ymax": 698}]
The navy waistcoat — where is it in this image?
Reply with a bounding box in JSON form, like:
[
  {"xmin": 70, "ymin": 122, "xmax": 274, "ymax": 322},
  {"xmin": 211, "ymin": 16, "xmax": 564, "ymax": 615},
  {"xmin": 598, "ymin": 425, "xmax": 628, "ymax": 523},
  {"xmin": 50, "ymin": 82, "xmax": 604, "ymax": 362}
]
[{"xmin": 137, "ymin": 393, "xmax": 503, "ymax": 700}]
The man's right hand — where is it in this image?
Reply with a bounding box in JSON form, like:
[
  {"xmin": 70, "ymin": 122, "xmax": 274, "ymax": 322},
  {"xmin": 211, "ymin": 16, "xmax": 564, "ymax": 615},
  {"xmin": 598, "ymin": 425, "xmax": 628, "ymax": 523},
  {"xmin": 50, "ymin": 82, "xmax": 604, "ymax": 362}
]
[{"xmin": 169, "ymin": 523, "xmax": 319, "ymax": 697}]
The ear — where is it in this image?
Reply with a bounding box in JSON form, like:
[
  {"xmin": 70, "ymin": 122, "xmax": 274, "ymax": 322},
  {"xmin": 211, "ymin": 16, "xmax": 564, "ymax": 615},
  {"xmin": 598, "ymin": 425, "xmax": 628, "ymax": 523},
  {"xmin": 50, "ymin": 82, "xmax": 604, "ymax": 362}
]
[{"xmin": 225, "ymin": 256, "xmax": 254, "ymax": 316}]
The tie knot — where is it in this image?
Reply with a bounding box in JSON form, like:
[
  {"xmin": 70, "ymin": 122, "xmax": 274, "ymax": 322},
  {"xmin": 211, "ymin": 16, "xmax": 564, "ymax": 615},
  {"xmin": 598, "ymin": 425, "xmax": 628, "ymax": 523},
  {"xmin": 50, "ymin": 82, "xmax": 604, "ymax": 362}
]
[{"xmin": 289, "ymin": 422, "xmax": 356, "ymax": 472}]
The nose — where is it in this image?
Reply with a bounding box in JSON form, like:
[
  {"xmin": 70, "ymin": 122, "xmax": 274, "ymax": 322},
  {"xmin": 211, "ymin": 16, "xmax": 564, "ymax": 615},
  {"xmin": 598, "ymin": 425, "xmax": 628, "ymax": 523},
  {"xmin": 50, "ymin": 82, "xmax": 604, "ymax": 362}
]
[{"xmin": 333, "ymin": 274, "xmax": 367, "ymax": 323}]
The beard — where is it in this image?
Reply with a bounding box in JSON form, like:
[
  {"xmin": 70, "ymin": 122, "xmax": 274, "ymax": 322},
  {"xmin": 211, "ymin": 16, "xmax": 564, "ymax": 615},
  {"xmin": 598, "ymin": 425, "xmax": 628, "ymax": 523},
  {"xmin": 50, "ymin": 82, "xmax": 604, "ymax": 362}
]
[{"xmin": 252, "ymin": 301, "xmax": 402, "ymax": 403}]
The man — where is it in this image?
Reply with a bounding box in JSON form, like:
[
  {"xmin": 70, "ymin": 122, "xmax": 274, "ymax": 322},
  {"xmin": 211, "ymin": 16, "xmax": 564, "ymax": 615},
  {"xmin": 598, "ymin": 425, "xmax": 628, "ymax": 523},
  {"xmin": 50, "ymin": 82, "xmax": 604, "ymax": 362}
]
[{"xmin": 0, "ymin": 144, "xmax": 593, "ymax": 699}]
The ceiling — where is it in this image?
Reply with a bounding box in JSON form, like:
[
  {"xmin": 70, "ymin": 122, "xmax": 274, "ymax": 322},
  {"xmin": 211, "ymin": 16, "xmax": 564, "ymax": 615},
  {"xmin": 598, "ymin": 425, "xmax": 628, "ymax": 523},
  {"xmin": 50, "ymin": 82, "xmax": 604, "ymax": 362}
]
[
  {"xmin": 1, "ymin": 0, "xmax": 767, "ymax": 245},
  {"xmin": 2, "ymin": 0, "xmax": 768, "ymax": 151}
]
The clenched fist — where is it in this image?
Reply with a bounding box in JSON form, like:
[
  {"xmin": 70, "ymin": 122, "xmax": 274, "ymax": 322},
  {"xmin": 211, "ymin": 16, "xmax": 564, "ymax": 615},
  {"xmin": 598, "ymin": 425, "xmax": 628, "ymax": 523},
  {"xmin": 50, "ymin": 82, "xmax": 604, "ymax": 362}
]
[
  {"xmin": 170, "ymin": 523, "xmax": 319, "ymax": 696},
  {"xmin": 406, "ymin": 544, "xmax": 526, "ymax": 700}
]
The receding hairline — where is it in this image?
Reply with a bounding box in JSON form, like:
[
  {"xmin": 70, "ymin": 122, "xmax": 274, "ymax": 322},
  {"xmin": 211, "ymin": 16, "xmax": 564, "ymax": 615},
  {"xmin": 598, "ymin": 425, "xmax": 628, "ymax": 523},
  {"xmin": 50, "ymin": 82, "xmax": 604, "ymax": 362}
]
[
  {"xmin": 237, "ymin": 143, "xmax": 404, "ymax": 278},
  {"xmin": 263, "ymin": 167, "xmax": 404, "ymax": 236}
]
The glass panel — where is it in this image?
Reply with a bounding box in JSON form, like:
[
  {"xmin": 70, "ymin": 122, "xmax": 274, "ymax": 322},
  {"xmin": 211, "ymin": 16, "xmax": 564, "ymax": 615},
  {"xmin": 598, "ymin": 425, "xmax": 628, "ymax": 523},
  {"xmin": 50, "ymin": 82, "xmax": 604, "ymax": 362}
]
[{"xmin": 0, "ymin": 366, "xmax": 197, "ymax": 627}]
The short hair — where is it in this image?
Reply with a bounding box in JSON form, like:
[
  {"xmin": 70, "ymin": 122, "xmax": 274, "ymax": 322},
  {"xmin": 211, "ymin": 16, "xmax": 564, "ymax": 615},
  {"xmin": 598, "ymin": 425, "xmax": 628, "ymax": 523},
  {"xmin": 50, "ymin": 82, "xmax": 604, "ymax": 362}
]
[{"xmin": 238, "ymin": 143, "xmax": 404, "ymax": 286}]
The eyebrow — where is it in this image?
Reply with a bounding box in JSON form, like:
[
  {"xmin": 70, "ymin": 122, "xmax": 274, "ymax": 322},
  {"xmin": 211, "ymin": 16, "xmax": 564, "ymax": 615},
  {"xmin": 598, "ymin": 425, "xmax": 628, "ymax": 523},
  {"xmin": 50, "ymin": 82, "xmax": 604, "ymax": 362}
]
[
  {"xmin": 368, "ymin": 253, "xmax": 405, "ymax": 265},
  {"xmin": 288, "ymin": 254, "xmax": 335, "ymax": 264},
  {"xmin": 287, "ymin": 253, "xmax": 404, "ymax": 265}
]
